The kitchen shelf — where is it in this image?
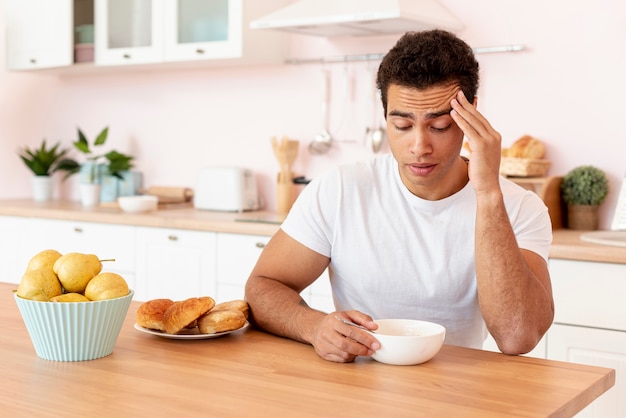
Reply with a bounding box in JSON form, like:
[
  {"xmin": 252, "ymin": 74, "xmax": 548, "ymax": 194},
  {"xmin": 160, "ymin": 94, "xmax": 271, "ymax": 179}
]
[{"xmin": 286, "ymin": 44, "xmax": 526, "ymax": 65}]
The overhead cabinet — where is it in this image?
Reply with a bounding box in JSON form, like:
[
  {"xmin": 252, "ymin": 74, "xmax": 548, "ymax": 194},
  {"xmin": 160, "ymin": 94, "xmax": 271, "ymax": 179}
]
[
  {"xmin": 5, "ymin": 0, "xmax": 91, "ymax": 70},
  {"xmin": 5, "ymin": 0, "xmax": 290, "ymax": 72}
]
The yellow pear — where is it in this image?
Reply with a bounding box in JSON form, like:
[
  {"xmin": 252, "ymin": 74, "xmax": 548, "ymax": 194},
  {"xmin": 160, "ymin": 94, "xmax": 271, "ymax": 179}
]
[
  {"xmin": 16, "ymin": 269, "xmax": 63, "ymax": 301},
  {"xmin": 84, "ymin": 272, "xmax": 129, "ymax": 301},
  {"xmin": 50, "ymin": 292, "xmax": 90, "ymax": 302},
  {"xmin": 25, "ymin": 249, "xmax": 62, "ymax": 272},
  {"xmin": 53, "ymin": 252, "xmax": 102, "ymax": 293}
]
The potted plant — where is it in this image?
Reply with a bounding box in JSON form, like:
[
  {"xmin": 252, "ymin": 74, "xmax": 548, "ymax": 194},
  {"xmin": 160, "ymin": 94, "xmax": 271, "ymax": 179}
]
[
  {"xmin": 561, "ymin": 165, "xmax": 609, "ymax": 230},
  {"xmin": 18, "ymin": 140, "xmax": 75, "ymax": 202},
  {"xmin": 62, "ymin": 127, "xmax": 134, "ymax": 206}
]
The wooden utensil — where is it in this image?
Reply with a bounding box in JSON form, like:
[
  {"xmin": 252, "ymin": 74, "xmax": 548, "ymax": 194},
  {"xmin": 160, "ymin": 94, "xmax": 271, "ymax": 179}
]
[{"xmin": 271, "ymin": 136, "xmax": 299, "ymax": 214}]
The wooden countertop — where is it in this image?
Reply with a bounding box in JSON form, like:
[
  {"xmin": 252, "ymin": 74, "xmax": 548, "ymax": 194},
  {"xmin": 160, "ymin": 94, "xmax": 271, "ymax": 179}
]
[
  {"xmin": 0, "ymin": 283, "xmax": 614, "ymax": 417},
  {"xmin": 2, "ymin": 198, "xmax": 626, "ymax": 264},
  {"xmin": 551, "ymin": 229, "xmax": 626, "ymax": 264},
  {"xmin": 0, "ymin": 198, "xmax": 281, "ymax": 236}
]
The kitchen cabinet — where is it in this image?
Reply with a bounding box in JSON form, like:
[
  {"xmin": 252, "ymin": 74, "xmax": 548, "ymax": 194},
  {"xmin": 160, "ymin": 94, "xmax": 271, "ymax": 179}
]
[
  {"xmin": 23, "ymin": 218, "xmax": 137, "ymax": 291},
  {"xmin": 5, "ymin": 0, "xmax": 92, "ymax": 70},
  {"xmin": 135, "ymin": 226, "xmax": 217, "ymax": 301},
  {"xmin": 94, "ymin": 0, "xmax": 164, "ymax": 65},
  {"xmin": 216, "ymin": 232, "xmax": 334, "ymax": 311},
  {"xmin": 95, "ymin": 0, "xmax": 289, "ymax": 67},
  {"xmin": 0, "ymin": 216, "xmax": 29, "ymax": 283},
  {"xmin": 546, "ymin": 258, "xmax": 626, "ymax": 417},
  {"xmin": 6, "ymin": 0, "xmax": 289, "ymax": 72},
  {"xmin": 215, "ymin": 232, "xmax": 267, "ymax": 302}
]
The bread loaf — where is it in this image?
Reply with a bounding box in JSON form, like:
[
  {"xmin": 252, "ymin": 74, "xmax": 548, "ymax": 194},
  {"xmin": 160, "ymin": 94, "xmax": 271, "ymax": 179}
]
[
  {"xmin": 136, "ymin": 299, "xmax": 174, "ymax": 331},
  {"xmin": 198, "ymin": 309, "xmax": 247, "ymax": 334},
  {"xmin": 162, "ymin": 296, "xmax": 215, "ymax": 334},
  {"xmin": 505, "ymin": 135, "xmax": 545, "ymax": 159}
]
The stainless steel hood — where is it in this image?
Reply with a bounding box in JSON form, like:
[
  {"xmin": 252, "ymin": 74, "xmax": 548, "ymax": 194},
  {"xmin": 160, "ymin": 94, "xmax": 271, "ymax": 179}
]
[{"xmin": 249, "ymin": 0, "xmax": 463, "ymax": 37}]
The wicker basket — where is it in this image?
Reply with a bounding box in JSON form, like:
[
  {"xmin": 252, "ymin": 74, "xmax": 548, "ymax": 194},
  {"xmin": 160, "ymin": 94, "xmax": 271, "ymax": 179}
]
[{"xmin": 500, "ymin": 157, "xmax": 551, "ymax": 177}]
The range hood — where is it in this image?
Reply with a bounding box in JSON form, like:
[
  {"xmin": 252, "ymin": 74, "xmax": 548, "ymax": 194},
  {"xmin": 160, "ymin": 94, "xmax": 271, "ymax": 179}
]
[{"xmin": 249, "ymin": 0, "xmax": 463, "ymax": 37}]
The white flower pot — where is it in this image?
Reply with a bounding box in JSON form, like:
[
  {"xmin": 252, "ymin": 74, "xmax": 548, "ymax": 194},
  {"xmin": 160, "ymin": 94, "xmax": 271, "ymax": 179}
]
[
  {"xmin": 31, "ymin": 176, "xmax": 53, "ymax": 202},
  {"xmin": 79, "ymin": 183, "xmax": 102, "ymax": 207}
]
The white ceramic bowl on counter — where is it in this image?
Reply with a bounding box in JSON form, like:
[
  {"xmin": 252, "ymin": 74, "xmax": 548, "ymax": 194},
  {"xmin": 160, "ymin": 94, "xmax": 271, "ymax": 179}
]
[
  {"xmin": 118, "ymin": 195, "xmax": 158, "ymax": 213},
  {"xmin": 370, "ymin": 319, "xmax": 446, "ymax": 366}
]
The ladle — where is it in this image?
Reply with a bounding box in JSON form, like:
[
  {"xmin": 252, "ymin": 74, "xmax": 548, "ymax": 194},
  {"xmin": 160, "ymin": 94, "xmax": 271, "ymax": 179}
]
[
  {"xmin": 367, "ymin": 68, "xmax": 385, "ymax": 153},
  {"xmin": 309, "ymin": 69, "xmax": 333, "ymax": 154}
]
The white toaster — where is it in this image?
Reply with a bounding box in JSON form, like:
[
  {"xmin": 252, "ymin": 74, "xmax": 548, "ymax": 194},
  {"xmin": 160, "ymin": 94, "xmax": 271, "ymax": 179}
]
[{"xmin": 193, "ymin": 167, "xmax": 259, "ymax": 212}]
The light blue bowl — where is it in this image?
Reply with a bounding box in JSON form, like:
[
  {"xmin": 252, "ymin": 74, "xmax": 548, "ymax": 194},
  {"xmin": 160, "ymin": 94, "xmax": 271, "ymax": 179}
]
[{"xmin": 14, "ymin": 290, "xmax": 133, "ymax": 361}]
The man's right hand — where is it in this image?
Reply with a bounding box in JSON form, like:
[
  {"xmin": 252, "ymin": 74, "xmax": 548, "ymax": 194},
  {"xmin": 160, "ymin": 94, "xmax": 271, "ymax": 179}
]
[{"xmin": 311, "ymin": 311, "xmax": 381, "ymax": 363}]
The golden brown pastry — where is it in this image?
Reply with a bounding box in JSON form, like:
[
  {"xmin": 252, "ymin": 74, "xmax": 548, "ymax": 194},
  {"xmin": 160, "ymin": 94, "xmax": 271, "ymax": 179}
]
[
  {"xmin": 136, "ymin": 298, "xmax": 175, "ymax": 331},
  {"xmin": 162, "ymin": 296, "xmax": 215, "ymax": 334},
  {"xmin": 212, "ymin": 299, "xmax": 249, "ymax": 319},
  {"xmin": 506, "ymin": 135, "xmax": 545, "ymax": 159},
  {"xmin": 197, "ymin": 309, "xmax": 246, "ymax": 334}
]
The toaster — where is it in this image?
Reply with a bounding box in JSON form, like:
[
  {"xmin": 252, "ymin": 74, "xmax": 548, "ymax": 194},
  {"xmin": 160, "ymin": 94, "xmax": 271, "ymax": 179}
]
[{"xmin": 194, "ymin": 167, "xmax": 259, "ymax": 212}]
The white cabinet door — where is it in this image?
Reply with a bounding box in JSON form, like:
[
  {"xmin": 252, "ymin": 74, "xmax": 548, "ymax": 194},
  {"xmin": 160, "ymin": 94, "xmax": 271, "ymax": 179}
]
[
  {"xmin": 95, "ymin": 0, "xmax": 164, "ymax": 65},
  {"xmin": 215, "ymin": 233, "xmax": 268, "ymax": 302},
  {"xmin": 0, "ymin": 216, "xmax": 30, "ymax": 284},
  {"xmin": 549, "ymin": 259, "xmax": 626, "ymax": 332},
  {"xmin": 5, "ymin": 0, "xmax": 73, "ymax": 70},
  {"xmin": 547, "ymin": 324, "xmax": 626, "ymax": 418},
  {"xmin": 216, "ymin": 232, "xmax": 334, "ymax": 311},
  {"xmin": 135, "ymin": 227, "xmax": 216, "ymax": 302},
  {"xmin": 163, "ymin": 0, "xmax": 289, "ymax": 65},
  {"xmin": 24, "ymin": 218, "xmax": 137, "ymax": 290},
  {"xmin": 163, "ymin": 0, "xmax": 242, "ymax": 62}
]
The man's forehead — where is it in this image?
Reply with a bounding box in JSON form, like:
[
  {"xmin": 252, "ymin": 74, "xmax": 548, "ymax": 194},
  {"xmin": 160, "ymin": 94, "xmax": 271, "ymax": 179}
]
[{"xmin": 388, "ymin": 82, "xmax": 459, "ymax": 116}]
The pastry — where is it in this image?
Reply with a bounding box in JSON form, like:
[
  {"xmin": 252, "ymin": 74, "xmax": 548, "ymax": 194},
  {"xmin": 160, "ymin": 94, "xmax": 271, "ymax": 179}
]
[
  {"xmin": 198, "ymin": 309, "xmax": 246, "ymax": 334},
  {"xmin": 162, "ymin": 296, "xmax": 215, "ymax": 334},
  {"xmin": 136, "ymin": 298, "xmax": 174, "ymax": 331},
  {"xmin": 212, "ymin": 299, "xmax": 249, "ymax": 319}
]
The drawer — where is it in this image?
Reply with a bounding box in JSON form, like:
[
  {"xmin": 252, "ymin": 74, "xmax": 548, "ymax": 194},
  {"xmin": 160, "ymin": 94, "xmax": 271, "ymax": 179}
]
[{"xmin": 549, "ymin": 259, "xmax": 626, "ymax": 331}]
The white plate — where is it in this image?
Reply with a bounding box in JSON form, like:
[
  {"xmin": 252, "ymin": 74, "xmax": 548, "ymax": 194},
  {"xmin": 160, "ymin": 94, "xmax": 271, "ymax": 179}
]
[{"xmin": 133, "ymin": 321, "xmax": 249, "ymax": 340}]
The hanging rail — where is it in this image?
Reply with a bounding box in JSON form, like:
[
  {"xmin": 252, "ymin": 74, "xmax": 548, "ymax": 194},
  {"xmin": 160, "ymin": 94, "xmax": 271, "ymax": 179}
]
[{"xmin": 285, "ymin": 44, "xmax": 526, "ymax": 65}]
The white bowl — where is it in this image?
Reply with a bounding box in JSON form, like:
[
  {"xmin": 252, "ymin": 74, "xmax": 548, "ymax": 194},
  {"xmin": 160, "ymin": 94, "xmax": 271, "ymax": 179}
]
[
  {"xmin": 14, "ymin": 290, "xmax": 133, "ymax": 361},
  {"xmin": 370, "ymin": 319, "xmax": 446, "ymax": 366},
  {"xmin": 118, "ymin": 195, "xmax": 158, "ymax": 213}
]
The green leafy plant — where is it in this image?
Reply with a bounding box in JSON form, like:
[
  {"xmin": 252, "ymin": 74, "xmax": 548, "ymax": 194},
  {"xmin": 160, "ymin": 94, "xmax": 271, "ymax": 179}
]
[
  {"xmin": 561, "ymin": 165, "xmax": 609, "ymax": 206},
  {"xmin": 18, "ymin": 140, "xmax": 73, "ymax": 177},
  {"xmin": 62, "ymin": 127, "xmax": 134, "ymax": 183}
]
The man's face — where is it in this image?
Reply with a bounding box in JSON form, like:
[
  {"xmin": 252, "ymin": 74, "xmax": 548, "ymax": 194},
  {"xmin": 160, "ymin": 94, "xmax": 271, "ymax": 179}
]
[{"xmin": 386, "ymin": 82, "xmax": 467, "ymax": 200}]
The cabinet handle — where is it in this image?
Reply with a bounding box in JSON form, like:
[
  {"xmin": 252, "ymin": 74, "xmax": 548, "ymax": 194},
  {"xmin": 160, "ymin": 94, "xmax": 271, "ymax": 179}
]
[
  {"xmin": 195, "ymin": 49, "xmax": 205, "ymax": 55},
  {"xmin": 255, "ymin": 242, "xmax": 266, "ymax": 248},
  {"xmin": 73, "ymin": 227, "xmax": 83, "ymax": 233},
  {"xmin": 168, "ymin": 235, "xmax": 178, "ymax": 241}
]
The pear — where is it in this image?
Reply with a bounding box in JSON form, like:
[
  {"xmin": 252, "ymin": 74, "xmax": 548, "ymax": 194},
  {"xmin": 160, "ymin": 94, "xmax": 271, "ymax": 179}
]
[
  {"xmin": 25, "ymin": 249, "xmax": 62, "ymax": 272},
  {"xmin": 53, "ymin": 252, "xmax": 102, "ymax": 293},
  {"xmin": 50, "ymin": 292, "xmax": 90, "ymax": 302},
  {"xmin": 17, "ymin": 269, "xmax": 63, "ymax": 301},
  {"xmin": 84, "ymin": 272, "xmax": 129, "ymax": 301}
]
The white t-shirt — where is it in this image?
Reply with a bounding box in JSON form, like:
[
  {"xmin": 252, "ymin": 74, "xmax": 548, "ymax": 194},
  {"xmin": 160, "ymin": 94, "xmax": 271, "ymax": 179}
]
[{"xmin": 281, "ymin": 153, "xmax": 552, "ymax": 348}]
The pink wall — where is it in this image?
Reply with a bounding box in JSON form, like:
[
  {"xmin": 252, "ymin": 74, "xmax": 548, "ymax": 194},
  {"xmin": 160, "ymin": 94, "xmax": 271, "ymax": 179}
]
[{"xmin": 1, "ymin": 0, "xmax": 625, "ymax": 229}]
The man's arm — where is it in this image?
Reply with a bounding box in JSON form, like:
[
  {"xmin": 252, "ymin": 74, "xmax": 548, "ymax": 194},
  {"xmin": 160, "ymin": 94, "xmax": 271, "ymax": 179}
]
[
  {"xmin": 451, "ymin": 91, "xmax": 554, "ymax": 354},
  {"xmin": 245, "ymin": 229, "xmax": 380, "ymax": 362}
]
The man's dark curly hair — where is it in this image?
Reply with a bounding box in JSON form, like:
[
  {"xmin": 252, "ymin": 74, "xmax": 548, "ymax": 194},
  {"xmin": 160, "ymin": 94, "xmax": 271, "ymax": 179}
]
[{"xmin": 376, "ymin": 30, "xmax": 479, "ymax": 115}]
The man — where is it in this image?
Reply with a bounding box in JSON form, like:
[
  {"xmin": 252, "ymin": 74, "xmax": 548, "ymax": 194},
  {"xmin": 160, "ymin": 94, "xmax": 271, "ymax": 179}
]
[{"xmin": 245, "ymin": 30, "xmax": 554, "ymax": 363}]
